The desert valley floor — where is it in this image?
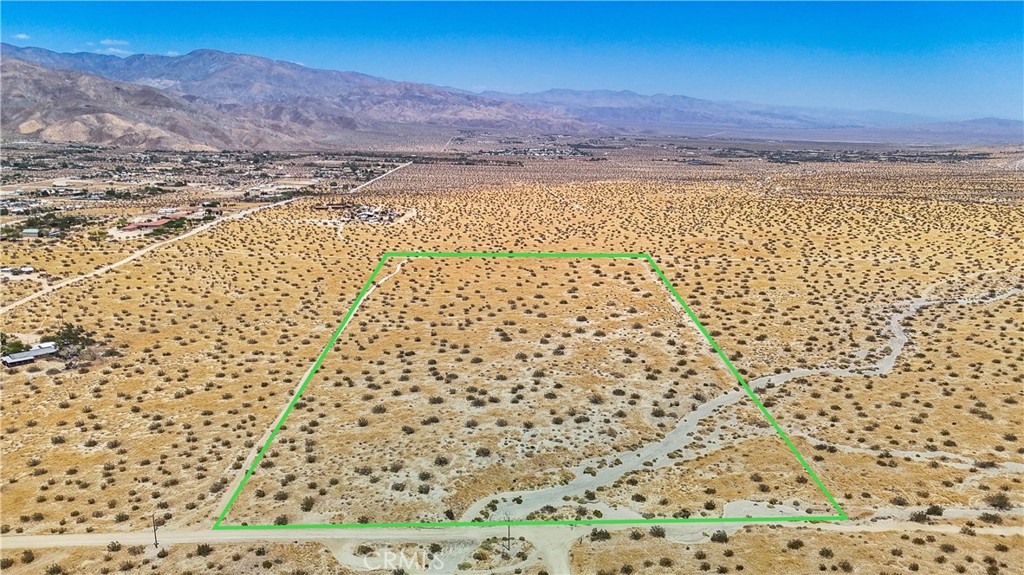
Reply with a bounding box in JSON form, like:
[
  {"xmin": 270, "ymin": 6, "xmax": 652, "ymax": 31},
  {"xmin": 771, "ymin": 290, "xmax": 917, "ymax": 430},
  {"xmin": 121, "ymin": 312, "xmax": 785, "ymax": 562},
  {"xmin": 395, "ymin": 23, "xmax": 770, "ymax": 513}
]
[{"xmin": 1, "ymin": 141, "xmax": 1022, "ymax": 574}]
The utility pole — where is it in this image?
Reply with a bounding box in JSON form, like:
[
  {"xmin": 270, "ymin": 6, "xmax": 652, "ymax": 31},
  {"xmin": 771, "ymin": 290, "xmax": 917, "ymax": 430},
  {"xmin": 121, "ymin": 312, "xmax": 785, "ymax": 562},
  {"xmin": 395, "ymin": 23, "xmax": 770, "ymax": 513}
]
[
  {"xmin": 152, "ymin": 512, "xmax": 158, "ymax": 548},
  {"xmin": 504, "ymin": 514, "xmax": 511, "ymax": 552}
]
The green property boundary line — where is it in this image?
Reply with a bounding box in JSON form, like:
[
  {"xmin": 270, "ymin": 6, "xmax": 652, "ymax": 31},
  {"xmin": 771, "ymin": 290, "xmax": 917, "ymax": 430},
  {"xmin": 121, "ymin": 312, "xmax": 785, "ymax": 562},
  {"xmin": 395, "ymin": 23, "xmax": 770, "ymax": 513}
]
[{"xmin": 212, "ymin": 251, "xmax": 848, "ymax": 530}]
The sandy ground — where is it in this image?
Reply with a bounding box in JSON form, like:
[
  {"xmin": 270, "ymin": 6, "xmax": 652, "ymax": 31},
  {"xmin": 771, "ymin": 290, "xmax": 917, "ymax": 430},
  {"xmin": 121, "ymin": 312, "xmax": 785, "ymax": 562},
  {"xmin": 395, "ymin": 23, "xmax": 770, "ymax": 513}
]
[{"xmin": 1, "ymin": 150, "xmax": 1022, "ymax": 574}]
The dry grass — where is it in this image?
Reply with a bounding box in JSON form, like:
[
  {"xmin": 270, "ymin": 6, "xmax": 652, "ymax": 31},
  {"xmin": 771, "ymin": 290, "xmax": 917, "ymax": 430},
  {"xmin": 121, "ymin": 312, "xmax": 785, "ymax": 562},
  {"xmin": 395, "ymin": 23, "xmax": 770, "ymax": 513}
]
[
  {"xmin": 571, "ymin": 524, "xmax": 1023, "ymax": 575},
  {"xmin": 0, "ymin": 145, "xmax": 1021, "ymax": 575},
  {"xmin": 0, "ymin": 542, "xmax": 347, "ymax": 575},
  {"xmin": 226, "ymin": 256, "xmax": 734, "ymax": 525}
]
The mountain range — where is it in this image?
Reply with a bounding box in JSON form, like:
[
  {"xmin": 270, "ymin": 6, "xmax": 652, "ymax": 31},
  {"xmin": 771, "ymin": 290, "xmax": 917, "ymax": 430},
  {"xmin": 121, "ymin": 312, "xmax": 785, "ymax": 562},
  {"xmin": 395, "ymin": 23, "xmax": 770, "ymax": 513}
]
[{"xmin": 2, "ymin": 43, "xmax": 1021, "ymax": 150}]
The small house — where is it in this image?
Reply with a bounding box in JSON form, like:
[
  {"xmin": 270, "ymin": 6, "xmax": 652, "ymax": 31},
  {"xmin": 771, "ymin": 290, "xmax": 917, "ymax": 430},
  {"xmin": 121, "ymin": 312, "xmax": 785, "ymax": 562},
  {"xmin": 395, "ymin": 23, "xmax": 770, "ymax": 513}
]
[{"xmin": 2, "ymin": 342, "xmax": 59, "ymax": 367}]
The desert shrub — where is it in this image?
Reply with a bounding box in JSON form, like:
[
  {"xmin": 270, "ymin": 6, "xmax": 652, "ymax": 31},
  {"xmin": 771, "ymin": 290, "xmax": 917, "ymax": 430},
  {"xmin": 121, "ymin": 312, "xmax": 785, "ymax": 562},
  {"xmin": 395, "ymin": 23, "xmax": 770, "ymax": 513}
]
[
  {"xmin": 984, "ymin": 493, "xmax": 1011, "ymax": 510},
  {"xmin": 196, "ymin": 543, "xmax": 213, "ymax": 557},
  {"xmin": 908, "ymin": 511, "xmax": 929, "ymax": 523}
]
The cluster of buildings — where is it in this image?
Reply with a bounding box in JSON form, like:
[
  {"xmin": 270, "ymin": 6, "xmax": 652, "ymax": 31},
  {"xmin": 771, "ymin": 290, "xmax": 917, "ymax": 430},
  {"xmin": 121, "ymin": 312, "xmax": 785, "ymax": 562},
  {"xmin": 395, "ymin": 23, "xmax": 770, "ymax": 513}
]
[
  {"xmin": 120, "ymin": 214, "xmax": 186, "ymax": 232},
  {"xmin": 314, "ymin": 204, "xmax": 401, "ymax": 223},
  {"xmin": 16, "ymin": 228, "xmax": 62, "ymax": 239},
  {"xmin": 1, "ymin": 341, "xmax": 59, "ymax": 368},
  {"xmin": 118, "ymin": 207, "xmax": 212, "ymax": 234},
  {"xmin": 0, "ymin": 197, "xmax": 46, "ymax": 216},
  {"xmin": 22, "ymin": 186, "xmax": 87, "ymax": 197},
  {"xmin": 0, "ymin": 266, "xmax": 36, "ymax": 275},
  {"xmin": 484, "ymin": 147, "xmax": 588, "ymax": 158},
  {"xmin": 244, "ymin": 182, "xmax": 307, "ymax": 200},
  {"xmin": 1, "ymin": 196, "xmax": 88, "ymax": 216}
]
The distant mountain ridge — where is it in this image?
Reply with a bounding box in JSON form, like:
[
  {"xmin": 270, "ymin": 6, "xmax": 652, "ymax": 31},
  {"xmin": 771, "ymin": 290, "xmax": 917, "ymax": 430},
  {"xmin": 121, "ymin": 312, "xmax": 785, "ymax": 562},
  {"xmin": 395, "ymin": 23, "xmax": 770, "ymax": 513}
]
[
  {"xmin": 1, "ymin": 43, "xmax": 590, "ymax": 149},
  {"xmin": 2, "ymin": 43, "xmax": 1020, "ymax": 150},
  {"xmin": 482, "ymin": 88, "xmax": 935, "ymax": 130},
  {"xmin": 1, "ymin": 44, "xmax": 587, "ymax": 126},
  {"xmin": 1, "ymin": 57, "xmax": 281, "ymax": 150},
  {"xmin": 481, "ymin": 89, "xmax": 1024, "ymax": 138}
]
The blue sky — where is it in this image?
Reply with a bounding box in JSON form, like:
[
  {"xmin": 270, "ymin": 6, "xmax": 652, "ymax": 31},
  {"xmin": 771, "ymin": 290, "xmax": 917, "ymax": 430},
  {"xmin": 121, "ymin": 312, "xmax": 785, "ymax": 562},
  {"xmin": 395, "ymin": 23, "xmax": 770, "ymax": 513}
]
[{"xmin": 2, "ymin": 2, "xmax": 1021, "ymax": 120}]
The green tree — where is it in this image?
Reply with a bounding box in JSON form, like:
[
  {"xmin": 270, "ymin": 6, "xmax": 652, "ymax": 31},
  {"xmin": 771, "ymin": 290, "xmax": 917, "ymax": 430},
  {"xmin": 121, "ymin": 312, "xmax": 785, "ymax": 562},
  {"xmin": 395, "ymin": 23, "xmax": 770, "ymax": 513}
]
[
  {"xmin": 0, "ymin": 333, "xmax": 30, "ymax": 356},
  {"xmin": 42, "ymin": 323, "xmax": 97, "ymax": 354}
]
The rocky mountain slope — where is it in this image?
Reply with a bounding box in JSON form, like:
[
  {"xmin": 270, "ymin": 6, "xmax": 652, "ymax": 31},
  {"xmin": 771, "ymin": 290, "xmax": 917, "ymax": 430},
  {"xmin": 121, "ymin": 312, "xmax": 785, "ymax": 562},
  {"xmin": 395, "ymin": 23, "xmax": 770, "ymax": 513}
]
[
  {"xmin": 2, "ymin": 43, "xmax": 1020, "ymax": 149},
  {"xmin": 1, "ymin": 43, "xmax": 588, "ymax": 148},
  {"xmin": 0, "ymin": 57, "xmax": 301, "ymax": 150}
]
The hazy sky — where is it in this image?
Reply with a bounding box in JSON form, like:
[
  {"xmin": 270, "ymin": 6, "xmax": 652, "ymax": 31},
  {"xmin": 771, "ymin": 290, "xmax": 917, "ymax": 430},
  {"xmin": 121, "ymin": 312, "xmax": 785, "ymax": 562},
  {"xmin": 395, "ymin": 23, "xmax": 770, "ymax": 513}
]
[{"xmin": 2, "ymin": 2, "xmax": 1021, "ymax": 120}]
